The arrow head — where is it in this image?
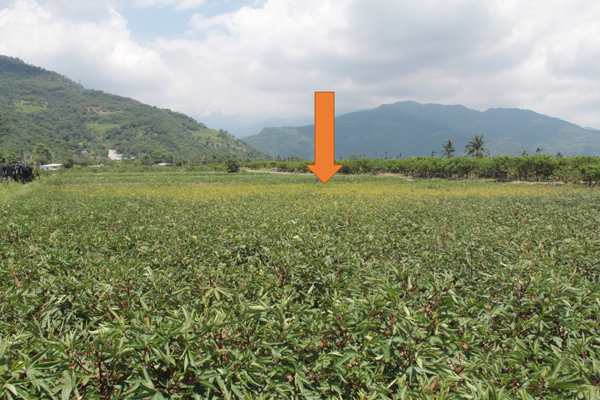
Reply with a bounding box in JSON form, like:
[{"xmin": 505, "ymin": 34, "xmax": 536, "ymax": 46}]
[{"xmin": 306, "ymin": 163, "xmax": 343, "ymax": 184}]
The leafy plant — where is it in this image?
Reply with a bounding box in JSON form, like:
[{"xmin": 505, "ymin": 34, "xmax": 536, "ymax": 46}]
[
  {"xmin": 226, "ymin": 157, "xmax": 241, "ymax": 173},
  {"xmin": 441, "ymin": 139, "xmax": 455, "ymax": 158},
  {"xmin": 0, "ymin": 171, "xmax": 599, "ymax": 398},
  {"xmin": 33, "ymin": 143, "xmax": 52, "ymax": 164},
  {"xmin": 464, "ymin": 134, "xmax": 490, "ymax": 158}
]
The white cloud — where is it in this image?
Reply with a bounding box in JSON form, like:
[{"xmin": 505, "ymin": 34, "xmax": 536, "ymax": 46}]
[
  {"xmin": 0, "ymin": 0, "xmax": 179, "ymax": 105},
  {"xmin": 0, "ymin": 0, "xmax": 50, "ymax": 25},
  {"xmin": 131, "ymin": 0, "xmax": 205, "ymax": 11},
  {"xmin": 2, "ymin": 0, "xmax": 600, "ymax": 128}
]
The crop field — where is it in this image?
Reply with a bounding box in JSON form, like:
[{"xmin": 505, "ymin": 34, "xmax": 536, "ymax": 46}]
[{"xmin": 1, "ymin": 172, "xmax": 600, "ymax": 399}]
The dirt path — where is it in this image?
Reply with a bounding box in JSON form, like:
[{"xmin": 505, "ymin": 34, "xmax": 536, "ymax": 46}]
[
  {"xmin": 244, "ymin": 169, "xmax": 296, "ymax": 175},
  {"xmin": 510, "ymin": 180, "xmax": 565, "ymax": 186}
]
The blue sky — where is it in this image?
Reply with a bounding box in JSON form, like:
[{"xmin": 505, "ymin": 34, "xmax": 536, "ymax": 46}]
[
  {"xmin": 118, "ymin": 5, "xmax": 197, "ymax": 42},
  {"xmin": 119, "ymin": 1, "xmax": 266, "ymax": 42},
  {"xmin": 1, "ymin": 0, "xmax": 600, "ymax": 135}
]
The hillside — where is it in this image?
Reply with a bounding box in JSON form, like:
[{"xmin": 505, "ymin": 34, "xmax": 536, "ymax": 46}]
[
  {"xmin": 231, "ymin": 115, "xmax": 313, "ymax": 138},
  {"xmin": 243, "ymin": 101, "xmax": 600, "ymax": 158},
  {"xmin": 0, "ymin": 55, "xmax": 262, "ymax": 163}
]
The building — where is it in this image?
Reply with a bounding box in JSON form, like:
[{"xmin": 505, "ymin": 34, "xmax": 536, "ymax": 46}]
[
  {"xmin": 39, "ymin": 164, "xmax": 63, "ymax": 170},
  {"xmin": 108, "ymin": 149, "xmax": 123, "ymax": 161}
]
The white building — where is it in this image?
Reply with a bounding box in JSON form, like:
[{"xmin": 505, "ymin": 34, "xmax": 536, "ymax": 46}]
[
  {"xmin": 40, "ymin": 164, "xmax": 63, "ymax": 170},
  {"xmin": 108, "ymin": 149, "xmax": 123, "ymax": 161}
]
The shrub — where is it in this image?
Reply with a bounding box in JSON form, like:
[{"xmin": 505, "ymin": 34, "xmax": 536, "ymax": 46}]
[{"xmin": 225, "ymin": 158, "xmax": 240, "ymax": 173}]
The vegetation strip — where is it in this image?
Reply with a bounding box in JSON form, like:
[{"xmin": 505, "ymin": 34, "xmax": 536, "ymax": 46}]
[
  {"xmin": 1, "ymin": 173, "xmax": 599, "ymax": 398},
  {"xmin": 244, "ymin": 156, "xmax": 600, "ymax": 186}
]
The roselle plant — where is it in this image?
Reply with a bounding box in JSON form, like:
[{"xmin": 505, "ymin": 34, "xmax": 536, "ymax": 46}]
[{"xmin": 1, "ymin": 172, "xmax": 599, "ymax": 398}]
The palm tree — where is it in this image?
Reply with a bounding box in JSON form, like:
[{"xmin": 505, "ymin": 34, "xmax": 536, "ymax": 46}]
[
  {"xmin": 522, "ymin": 150, "xmax": 528, "ymax": 157},
  {"xmin": 441, "ymin": 139, "xmax": 455, "ymax": 158},
  {"xmin": 535, "ymin": 147, "xmax": 542, "ymax": 155},
  {"xmin": 556, "ymin": 151, "xmax": 563, "ymax": 158},
  {"xmin": 464, "ymin": 135, "xmax": 490, "ymax": 158}
]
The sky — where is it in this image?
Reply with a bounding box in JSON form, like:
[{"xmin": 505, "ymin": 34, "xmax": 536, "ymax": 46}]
[{"xmin": 1, "ymin": 0, "xmax": 600, "ymax": 135}]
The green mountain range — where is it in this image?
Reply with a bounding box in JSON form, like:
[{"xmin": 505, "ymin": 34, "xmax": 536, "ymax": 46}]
[
  {"xmin": 243, "ymin": 101, "xmax": 600, "ymax": 158},
  {"xmin": 0, "ymin": 55, "xmax": 262, "ymax": 163}
]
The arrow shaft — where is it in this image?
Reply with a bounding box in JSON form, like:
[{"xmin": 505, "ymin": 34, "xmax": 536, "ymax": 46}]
[
  {"xmin": 314, "ymin": 92, "xmax": 335, "ymax": 164},
  {"xmin": 307, "ymin": 91, "xmax": 342, "ymax": 184}
]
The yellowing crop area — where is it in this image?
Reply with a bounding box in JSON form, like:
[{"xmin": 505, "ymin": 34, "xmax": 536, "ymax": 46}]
[
  {"xmin": 54, "ymin": 172, "xmax": 579, "ymax": 200},
  {"xmin": 1, "ymin": 172, "xmax": 599, "ymax": 399}
]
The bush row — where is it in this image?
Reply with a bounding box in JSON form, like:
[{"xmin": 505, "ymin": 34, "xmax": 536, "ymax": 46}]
[{"xmin": 244, "ymin": 156, "xmax": 600, "ymax": 185}]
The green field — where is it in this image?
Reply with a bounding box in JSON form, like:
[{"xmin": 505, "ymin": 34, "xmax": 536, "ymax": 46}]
[{"xmin": 1, "ymin": 173, "xmax": 599, "ymax": 399}]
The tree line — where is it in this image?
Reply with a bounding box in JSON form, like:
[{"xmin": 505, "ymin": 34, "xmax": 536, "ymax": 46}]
[
  {"xmin": 243, "ymin": 155, "xmax": 600, "ymax": 186},
  {"xmin": 242, "ymin": 134, "xmax": 600, "ymax": 185}
]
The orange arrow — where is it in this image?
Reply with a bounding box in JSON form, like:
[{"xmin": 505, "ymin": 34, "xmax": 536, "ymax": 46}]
[{"xmin": 306, "ymin": 92, "xmax": 343, "ymax": 184}]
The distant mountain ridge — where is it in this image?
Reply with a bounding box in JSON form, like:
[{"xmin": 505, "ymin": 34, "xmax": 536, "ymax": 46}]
[
  {"xmin": 243, "ymin": 101, "xmax": 600, "ymax": 158},
  {"xmin": 0, "ymin": 55, "xmax": 262, "ymax": 162},
  {"xmin": 231, "ymin": 115, "xmax": 313, "ymax": 138}
]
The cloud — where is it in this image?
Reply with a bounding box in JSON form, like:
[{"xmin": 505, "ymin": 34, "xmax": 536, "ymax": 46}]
[
  {"xmin": 155, "ymin": 0, "xmax": 600, "ymax": 128},
  {"xmin": 2, "ymin": 0, "xmax": 600, "ymax": 128},
  {"xmin": 0, "ymin": 0, "xmax": 179, "ymax": 104},
  {"xmin": 131, "ymin": 0, "xmax": 205, "ymax": 11}
]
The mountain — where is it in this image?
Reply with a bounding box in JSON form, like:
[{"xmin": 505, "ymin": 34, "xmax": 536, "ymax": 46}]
[
  {"xmin": 0, "ymin": 55, "xmax": 262, "ymax": 162},
  {"xmin": 243, "ymin": 101, "xmax": 600, "ymax": 158},
  {"xmin": 231, "ymin": 115, "xmax": 313, "ymax": 138}
]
